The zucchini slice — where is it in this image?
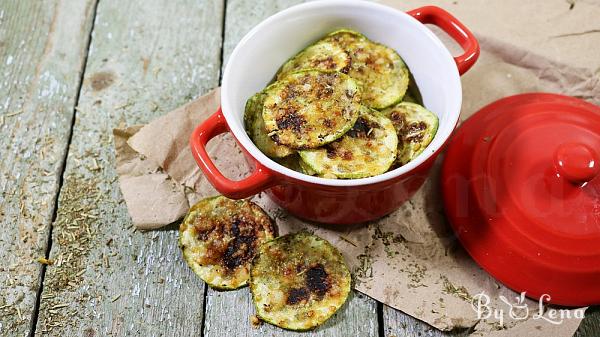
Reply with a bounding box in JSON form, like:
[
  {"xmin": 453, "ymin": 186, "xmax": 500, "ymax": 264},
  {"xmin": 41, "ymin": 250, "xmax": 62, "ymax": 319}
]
[
  {"xmin": 276, "ymin": 41, "xmax": 351, "ymax": 80},
  {"xmin": 250, "ymin": 232, "xmax": 351, "ymax": 331},
  {"xmin": 404, "ymin": 72, "xmax": 423, "ymax": 105},
  {"xmin": 298, "ymin": 157, "xmax": 318, "ymax": 176},
  {"xmin": 274, "ymin": 153, "xmax": 303, "ymax": 173},
  {"xmin": 401, "ymin": 92, "xmax": 418, "ymax": 104},
  {"xmin": 179, "ymin": 196, "xmax": 277, "ymax": 290},
  {"xmin": 345, "ymin": 39, "xmax": 409, "ymax": 109},
  {"xmin": 275, "ymin": 154, "xmax": 320, "ymax": 176},
  {"xmin": 244, "ymin": 92, "xmax": 294, "ymax": 158},
  {"xmin": 381, "ymin": 102, "xmax": 438, "ymax": 166},
  {"xmin": 299, "ymin": 106, "xmax": 398, "ymax": 179},
  {"xmin": 323, "ymin": 29, "xmax": 366, "ymax": 49},
  {"xmin": 262, "ymin": 70, "xmax": 361, "ymax": 149}
]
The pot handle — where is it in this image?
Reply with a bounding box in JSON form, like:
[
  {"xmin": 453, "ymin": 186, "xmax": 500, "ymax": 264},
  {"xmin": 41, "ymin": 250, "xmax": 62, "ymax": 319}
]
[
  {"xmin": 408, "ymin": 6, "xmax": 479, "ymax": 75},
  {"xmin": 190, "ymin": 107, "xmax": 275, "ymax": 199}
]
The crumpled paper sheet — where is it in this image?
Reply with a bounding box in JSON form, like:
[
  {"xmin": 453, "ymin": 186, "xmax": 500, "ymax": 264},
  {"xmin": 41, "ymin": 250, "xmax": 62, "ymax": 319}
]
[{"xmin": 113, "ymin": 1, "xmax": 599, "ymax": 335}]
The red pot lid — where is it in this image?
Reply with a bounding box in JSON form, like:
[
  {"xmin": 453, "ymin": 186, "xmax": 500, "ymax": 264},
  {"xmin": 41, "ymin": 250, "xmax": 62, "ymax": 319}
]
[{"xmin": 441, "ymin": 93, "xmax": 600, "ymax": 306}]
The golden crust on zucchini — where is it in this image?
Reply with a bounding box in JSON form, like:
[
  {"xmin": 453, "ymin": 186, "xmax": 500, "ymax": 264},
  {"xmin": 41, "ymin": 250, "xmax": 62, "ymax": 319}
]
[
  {"xmin": 250, "ymin": 232, "xmax": 351, "ymax": 331},
  {"xmin": 299, "ymin": 106, "xmax": 397, "ymax": 178},
  {"xmin": 277, "ymin": 41, "xmax": 351, "ymax": 80},
  {"xmin": 344, "ymin": 40, "xmax": 409, "ymax": 109},
  {"xmin": 382, "ymin": 102, "xmax": 439, "ymax": 166},
  {"xmin": 244, "ymin": 92, "xmax": 295, "ymax": 158},
  {"xmin": 179, "ymin": 196, "xmax": 277, "ymax": 290},
  {"xmin": 323, "ymin": 29, "xmax": 366, "ymax": 49},
  {"xmin": 262, "ymin": 70, "xmax": 361, "ymax": 149}
]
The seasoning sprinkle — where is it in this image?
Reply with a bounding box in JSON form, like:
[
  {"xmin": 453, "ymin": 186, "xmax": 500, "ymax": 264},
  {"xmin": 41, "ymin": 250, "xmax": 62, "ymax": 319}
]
[
  {"xmin": 5, "ymin": 109, "xmax": 23, "ymax": 117},
  {"xmin": 37, "ymin": 257, "xmax": 54, "ymax": 265},
  {"xmin": 339, "ymin": 235, "xmax": 357, "ymax": 247}
]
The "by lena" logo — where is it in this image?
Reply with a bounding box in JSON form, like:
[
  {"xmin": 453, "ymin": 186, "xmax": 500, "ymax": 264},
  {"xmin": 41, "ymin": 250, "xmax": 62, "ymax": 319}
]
[{"xmin": 471, "ymin": 292, "xmax": 586, "ymax": 326}]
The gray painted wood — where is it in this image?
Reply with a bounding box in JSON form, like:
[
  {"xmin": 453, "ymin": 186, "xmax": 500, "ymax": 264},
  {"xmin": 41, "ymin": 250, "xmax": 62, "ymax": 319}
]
[
  {"xmin": 575, "ymin": 307, "xmax": 600, "ymax": 337},
  {"xmin": 202, "ymin": 1, "xmax": 380, "ymax": 336},
  {"xmin": 34, "ymin": 0, "xmax": 224, "ymax": 335},
  {"xmin": 204, "ymin": 289, "xmax": 378, "ymax": 336},
  {"xmin": 0, "ymin": 1, "xmax": 97, "ymax": 335},
  {"xmin": 383, "ymin": 305, "xmax": 470, "ymax": 337},
  {"xmin": 222, "ymin": 0, "xmax": 311, "ymax": 66}
]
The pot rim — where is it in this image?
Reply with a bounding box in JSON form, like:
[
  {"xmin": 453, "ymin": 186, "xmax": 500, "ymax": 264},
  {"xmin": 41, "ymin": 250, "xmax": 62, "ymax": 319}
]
[{"xmin": 221, "ymin": 0, "xmax": 463, "ymax": 187}]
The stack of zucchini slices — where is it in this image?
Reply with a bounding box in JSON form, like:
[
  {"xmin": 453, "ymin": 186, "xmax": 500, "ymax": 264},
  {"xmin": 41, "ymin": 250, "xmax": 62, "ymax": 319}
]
[
  {"xmin": 180, "ymin": 196, "xmax": 352, "ymax": 330},
  {"xmin": 245, "ymin": 29, "xmax": 439, "ymax": 178}
]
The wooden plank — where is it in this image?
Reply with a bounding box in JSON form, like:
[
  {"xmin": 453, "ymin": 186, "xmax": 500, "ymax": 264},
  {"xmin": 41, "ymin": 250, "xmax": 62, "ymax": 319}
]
[
  {"xmin": 382, "ymin": 305, "xmax": 470, "ymax": 337},
  {"xmin": 204, "ymin": 289, "xmax": 378, "ymax": 336},
  {"xmin": 34, "ymin": 0, "xmax": 224, "ymax": 335},
  {"xmin": 0, "ymin": 1, "xmax": 97, "ymax": 335},
  {"xmin": 203, "ymin": 1, "xmax": 380, "ymax": 336},
  {"xmin": 575, "ymin": 308, "xmax": 600, "ymax": 337},
  {"xmin": 222, "ymin": 0, "xmax": 310, "ymax": 62}
]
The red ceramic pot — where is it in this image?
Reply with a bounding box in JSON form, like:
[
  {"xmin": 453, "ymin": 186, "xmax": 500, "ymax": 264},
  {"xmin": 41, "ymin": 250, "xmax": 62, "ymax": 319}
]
[{"xmin": 190, "ymin": 1, "xmax": 479, "ymax": 224}]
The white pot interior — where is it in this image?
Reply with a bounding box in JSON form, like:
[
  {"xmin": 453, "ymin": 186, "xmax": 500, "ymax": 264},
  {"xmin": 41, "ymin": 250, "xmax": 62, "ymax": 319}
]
[{"xmin": 221, "ymin": 0, "xmax": 462, "ymax": 186}]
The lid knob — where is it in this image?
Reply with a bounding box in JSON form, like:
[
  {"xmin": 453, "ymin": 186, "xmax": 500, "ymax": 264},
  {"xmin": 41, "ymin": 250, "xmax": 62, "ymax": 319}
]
[{"xmin": 554, "ymin": 143, "xmax": 600, "ymax": 185}]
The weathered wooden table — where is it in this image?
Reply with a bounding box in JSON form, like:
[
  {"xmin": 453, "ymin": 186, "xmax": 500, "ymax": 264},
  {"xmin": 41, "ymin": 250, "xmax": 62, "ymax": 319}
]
[{"xmin": 1, "ymin": 1, "xmax": 599, "ymax": 336}]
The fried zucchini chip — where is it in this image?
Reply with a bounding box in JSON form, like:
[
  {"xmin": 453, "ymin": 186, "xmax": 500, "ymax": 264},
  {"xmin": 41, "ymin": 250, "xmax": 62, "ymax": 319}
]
[
  {"xmin": 323, "ymin": 29, "xmax": 408, "ymax": 109},
  {"xmin": 298, "ymin": 158, "xmax": 318, "ymax": 176},
  {"xmin": 401, "ymin": 92, "xmax": 418, "ymax": 104},
  {"xmin": 277, "ymin": 41, "xmax": 351, "ymax": 80},
  {"xmin": 323, "ymin": 29, "xmax": 366, "ymax": 49},
  {"xmin": 404, "ymin": 72, "xmax": 423, "ymax": 105},
  {"xmin": 299, "ymin": 106, "xmax": 398, "ymax": 179},
  {"xmin": 274, "ymin": 153, "xmax": 303, "ymax": 172},
  {"xmin": 275, "ymin": 153, "xmax": 319, "ymax": 176},
  {"xmin": 244, "ymin": 92, "xmax": 295, "ymax": 158},
  {"xmin": 344, "ymin": 40, "xmax": 409, "ymax": 110},
  {"xmin": 250, "ymin": 232, "xmax": 351, "ymax": 331},
  {"xmin": 263, "ymin": 70, "xmax": 361, "ymax": 149},
  {"xmin": 179, "ymin": 196, "xmax": 277, "ymax": 290},
  {"xmin": 382, "ymin": 102, "xmax": 438, "ymax": 166}
]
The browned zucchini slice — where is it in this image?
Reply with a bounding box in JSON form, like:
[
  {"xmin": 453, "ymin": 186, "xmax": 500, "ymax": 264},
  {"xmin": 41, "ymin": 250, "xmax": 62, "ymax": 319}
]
[
  {"xmin": 250, "ymin": 232, "xmax": 351, "ymax": 331},
  {"xmin": 274, "ymin": 153, "xmax": 303, "ymax": 172},
  {"xmin": 244, "ymin": 92, "xmax": 294, "ymax": 158},
  {"xmin": 344, "ymin": 39, "xmax": 409, "ymax": 109},
  {"xmin": 179, "ymin": 196, "xmax": 277, "ymax": 290},
  {"xmin": 262, "ymin": 70, "xmax": 361, "ymax": 149},
  {"xmin": 381, "ymin": 102, "xmax": 439, "ymax": 166},
  {"xmin": 299, "ymin": 106, "xmax": 398, "ymax": 178},
  {"xmin": 276, "ymin": 41, "xmax": 351, "ymax": 80},
  {"xmin": 323, "ymin": 29, "xmax": 366, "ymax": 49},
  {"xmin": 298, "ymin": 157, "xmax": 318, "ymax": 176}
]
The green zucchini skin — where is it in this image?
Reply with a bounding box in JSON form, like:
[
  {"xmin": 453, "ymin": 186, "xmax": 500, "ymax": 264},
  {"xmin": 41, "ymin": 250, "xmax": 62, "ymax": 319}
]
[
  {"xmin": 273, "ymin": 153, "xmax": 303, "ymax": 173},
  {"xmin": 381, "ymin": 102, "xmax": 439, "ymax": 167},
  {"xmin": 276, "ymin": 40, "xmax": 351, "ymax": 80},
  {"xmin": 299, "ymin": 106, "xmax": 398, "ymax": 179},
  {"xmin": 179, "ymin": 196, "xmax": 277, "ymax": 290},
  {"xmin": 250, "ymin": 232, "xmax": 352, "ymax": 331},
  {"xmin": 244, "ymin": 91, "xmax": 295, "ymax": 158},
  {"xmin": 262, "ymin": 70, "xmax": 361, "ymax": 150},
  {"xmin": 324, "ymin": 29, "xmax": 409, "ymax": 110},
  {"xmin": 322, "ymin": 29, "xmax": 367, "ymax": 49},
  {"xmin": 405, "ymin": 72, "xmax": 424, "ymax": 105},
  {"xmin": 344, "ymin": 40, "xmax": 409, "ymax": 110}
]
